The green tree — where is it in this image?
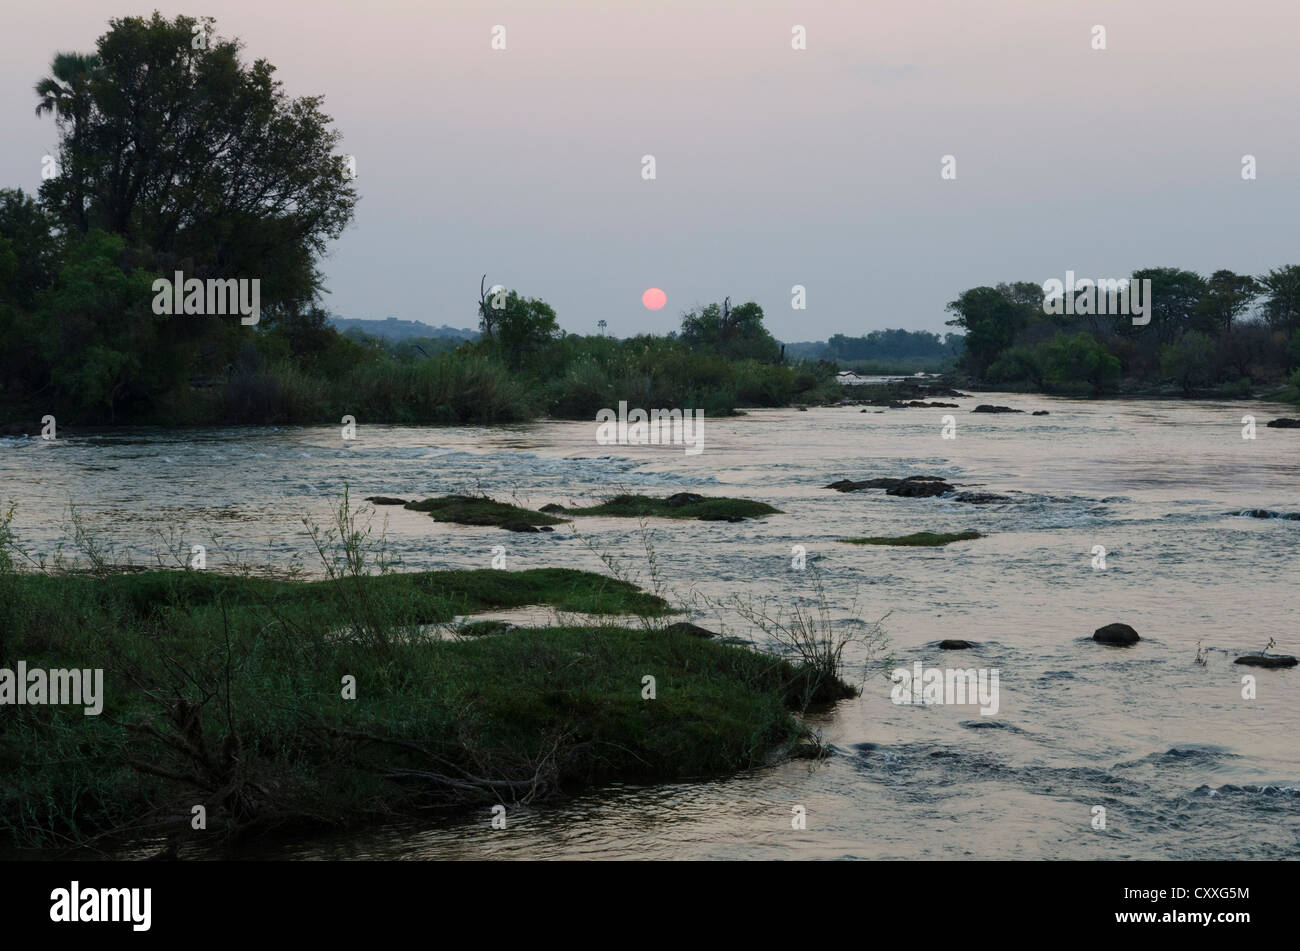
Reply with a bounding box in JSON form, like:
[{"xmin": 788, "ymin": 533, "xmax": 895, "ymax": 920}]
[
  {"xmin": 1126, "ymin": 268, "xmax": 1206, "ymax": 343},
  {"xmin": 1196, "ymin": 270, "xmax": 1259, "ymax": 336},
  {"xmin": 0, "ymin": 189, "xmax": 58, "ymax": 308},
  {"xmin": 680, "ymin": 298, "xmax": 780, "ymax": 361},
  {"xmin": 1039, "ymin": 332, "xmax": 1121, "ymax": 397},
  {"xmin": 986, "ymin": 346, "xmax": 1045, "ymax": 388},
  {"xmin": 1258, "ymin": 265, "xmax": 1300, "ymax": 333},
  {"xmin": 945, "ymin": 286, "xmax": 1031, "ymax": 379},
  {"xmin": 38, "ymin": 230, "xmax": 178, "ymax": 421},
  {"xmin": 478, "ymin": 290, "xmax": 560, "ymax": 368},
  {"xmin": 1160, "ymin": 331, "xmax": 1217, "ymax": 395}
]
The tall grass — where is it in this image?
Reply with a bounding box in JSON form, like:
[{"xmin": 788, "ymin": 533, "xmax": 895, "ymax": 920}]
[
  {"xmin": 0, "ymin": 497, "xmax": 815, "ymax": 851},
  {"xmin": 336, "ymin": 352, "xmax": 531, "ymax": 423}
]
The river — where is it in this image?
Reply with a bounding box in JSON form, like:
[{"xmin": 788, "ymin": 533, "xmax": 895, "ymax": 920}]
[{"xmin": 4, "ymin": 394, "xmax": 1298, "ymax": 858}]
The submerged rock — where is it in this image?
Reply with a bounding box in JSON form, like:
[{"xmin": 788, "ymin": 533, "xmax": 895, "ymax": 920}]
[
  {"xmin": 1032, "ymin": 410, "xmax": 1051, "ymax": 416},
  {"xmin": 664, "ymin": 492, "xmax": 707, "ymax": 507},
  {"xmin": 939, "ymin": 639, "xmax": 975, "ymax": 650},
  {"xmin": 365, "ymin": 496, "xmax": 408, "ymax": 505},
  {"xmin": 1234, "ymin": 509, "xmax": 1300, "ymax": 520},
  {"xmin": 888, "ymin": 400, "xmax": 959, "ymax": 409},
  {"xmin": 1265, "ymin": 418, "xmax": 1300, "ymax": 428},
  {"xmin": 698, "ymin": 513, "xmax": 746, "ymax": 522},
  {"xmin": 887, "ymin": 476, "xmax": 954, "ymax": 497},
  {"xmin": 1094, "ymin": 623, "xmax": 1141, "ymax": 645},
  {"xmin": 501, "ymin": 522, "xmax": 540, "ymax": 532},
  {"xmin": 1234, "ymin": 655, "xmax": 1298, "ymax": 668},
  {"xmin": 826, "ymin": 477, "xmax": 902, "ymax": 492},
  {"xmin": 829, "ymin": 475, "xmax": 1003, "ymax": 500},
  {"xmin": 952, "ymin": 491, "xmax": 1011, "ymax": 504},
  {"xmin": 972, "ymin": 405, "xmax": 1024, "ymax": 414},
  {"xmin": 663, "ymin": 621, "xmax": 718, "ymax": 639}
]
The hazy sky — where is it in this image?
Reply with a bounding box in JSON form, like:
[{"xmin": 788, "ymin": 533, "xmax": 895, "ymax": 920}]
[{"xmin": 4, "ymin": 1, "xmax": 1299, "ymax": 339}]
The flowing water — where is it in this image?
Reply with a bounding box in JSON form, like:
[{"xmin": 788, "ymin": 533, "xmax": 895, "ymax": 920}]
[{"xmin": 4, "ymin": 394, "xmax": 1299, "ymax": 859}]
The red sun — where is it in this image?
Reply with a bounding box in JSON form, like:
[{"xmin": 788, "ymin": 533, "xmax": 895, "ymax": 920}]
[{"xmin": 642, "ymin": 287, "xmax": 667, "ymax": 310}]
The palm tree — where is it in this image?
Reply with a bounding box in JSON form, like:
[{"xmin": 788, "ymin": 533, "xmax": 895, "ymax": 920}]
[
  {"xmin": 597, "ymin": 319, "xmax": 606, "ymax": 336},
  {"xmin": 34, "ymin": 51, "xmax": 101, "ymax": 234},
  {"xmin": 33, "ymin": 51, "xmax": 101, "ymax": 130}
]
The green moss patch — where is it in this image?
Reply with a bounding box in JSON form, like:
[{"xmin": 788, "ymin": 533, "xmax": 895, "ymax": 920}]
[
  {"xmin": 838, "ymin": 531, "xmax": 984, "ymax": 547},
  {"xmin": 403, "ymin": 495, "xmax": 567, "ymax": 528},
  {"xmin": 554, "ymin": 493, "xmax": 780, "ymax": 521}
]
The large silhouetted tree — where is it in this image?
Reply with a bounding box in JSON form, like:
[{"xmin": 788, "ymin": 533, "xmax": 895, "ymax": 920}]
[{"xmin": 36, "ymin": 13, "xmax": 357, "ymax": 319}]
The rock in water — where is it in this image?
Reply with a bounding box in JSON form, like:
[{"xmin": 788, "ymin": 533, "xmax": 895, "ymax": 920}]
[
  {"xmin": 1094, "ymin": 623, "xmax": 1141, "ymax": 645},
  {"xmin": 952, "ymin": 491, "xmax": 1011, "ymax": 504},
  {"xmin": 1032, "ymin": 410, "xmax": 1050, "ymax": 416},
  {"xmin": 1234, "ymin": 655, "xmax": 1298, "ymax": 668},
  {"xmin": 972, "ymin": 405, "xmax": 1024, "ymax": 414},
  {"xmin": 1265, "ymin": 418, "xmax": 1300, "ymax": 428},
  {"xmin": 663, "ymin": 622, "xmax": 718, "ymax": 638},
  {"xmin": 365, "ymin": 496, "xmax": 408, "ymax": 505},
  {"xmin": 886, "ymin": 476, "xmax": 954, "ymax": 497},
  {"xmin": 501, "ymin": 522, "xmax": 540, "ymax": 532},
  {"xmin": 939, "ymin": 639, "xmax": 974, "ymax": 650},
  {"xmin": 826, "ymin": 477, "xmax": 903, "ymax": 492},
  {"xmin": 664, "ymin": 492, "xmax": 706, "ymax": 507}
]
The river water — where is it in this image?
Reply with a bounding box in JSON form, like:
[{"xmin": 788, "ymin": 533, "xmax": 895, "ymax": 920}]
[{"xmin": 4, "ymin": 394, "xmax": 1298, "ymax": 859}]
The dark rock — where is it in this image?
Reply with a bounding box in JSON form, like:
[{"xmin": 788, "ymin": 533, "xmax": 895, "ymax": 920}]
[
  {"xmin": 939, "ymin": 639, "xmax": 974, "ymax": 650},
  {"xmin": 501, "ymin": 522, "xmax": 540, "ymax": 532},
  {"xmin": 886, "ymin": 476, "xmax": 954, "ymax": 498},
  {"xmin": 698, "ymin": 514, "xmax": 745, "ymax": 522},
  {"xmin": 1093, "ymin": 623, "xmax": 1141, "ymax": 645},
  {"xmin": 972, "ymin": 405, "xmax": 1024, "ymax": 414},
  {"xmin": 960, "ymin": 720, "xmax": 1025, "ymax": 732},
  {"xmin": 663, "ymin": 622, "xmax": 718, "ymax": 639},
  {"xmin": 1234, "ymin": 655, "xmax": 1298, "ymax": 668},
  {"xmin": 952, "ymin": 491, "xmax": 1011, "ymax": 504},
  {"xmin": 664, "ymin": 492, "xmax": 707, "ymax": 507},
  {"xmin": 538, "ymin": 526, "xmax": 554, "ymax": 532},
  {"xmin": 826, "ymin": 477, "xmax": 902, "ymax": 492},
  {"xmin": 1235, "ymin": 509, "xmax": 1300, "ymax": 520},
  {"xmin": 538, "ymin": 503, "xmax": 566, "ymax": 513},
  {"xmin": 1031, "ymin": 411, "xmax": 1050, "ymax": 416},
  {"xmin": 364, "ymin": 496, "xmax": 408, "ymax": 505},
  {"xmin": 888, "ymin": 400, "xmax": 959, "ymax": 409},
  {"xmin": 1266, "ymin": 418, "xmax": 1300, "ymax": 428}
]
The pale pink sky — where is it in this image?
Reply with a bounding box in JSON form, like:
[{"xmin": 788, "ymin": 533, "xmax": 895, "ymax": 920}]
[{"xmin": 4, "ymin": 1, "xmax": 1299, "ymax": 337}]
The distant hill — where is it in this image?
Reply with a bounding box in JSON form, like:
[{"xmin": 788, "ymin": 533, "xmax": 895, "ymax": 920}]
[{"xmin": 329, "ymin": 316, "xmax": 479, "ymax": 343}]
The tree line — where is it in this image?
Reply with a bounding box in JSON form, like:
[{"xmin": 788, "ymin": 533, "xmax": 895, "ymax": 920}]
[
  {"xmin": 1, "ymin": 14, "xmax": 837, "ymax": 427},
  {"xmin": 944, "ymin": 268, "xmax": 1300, "ymax": 396}
]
